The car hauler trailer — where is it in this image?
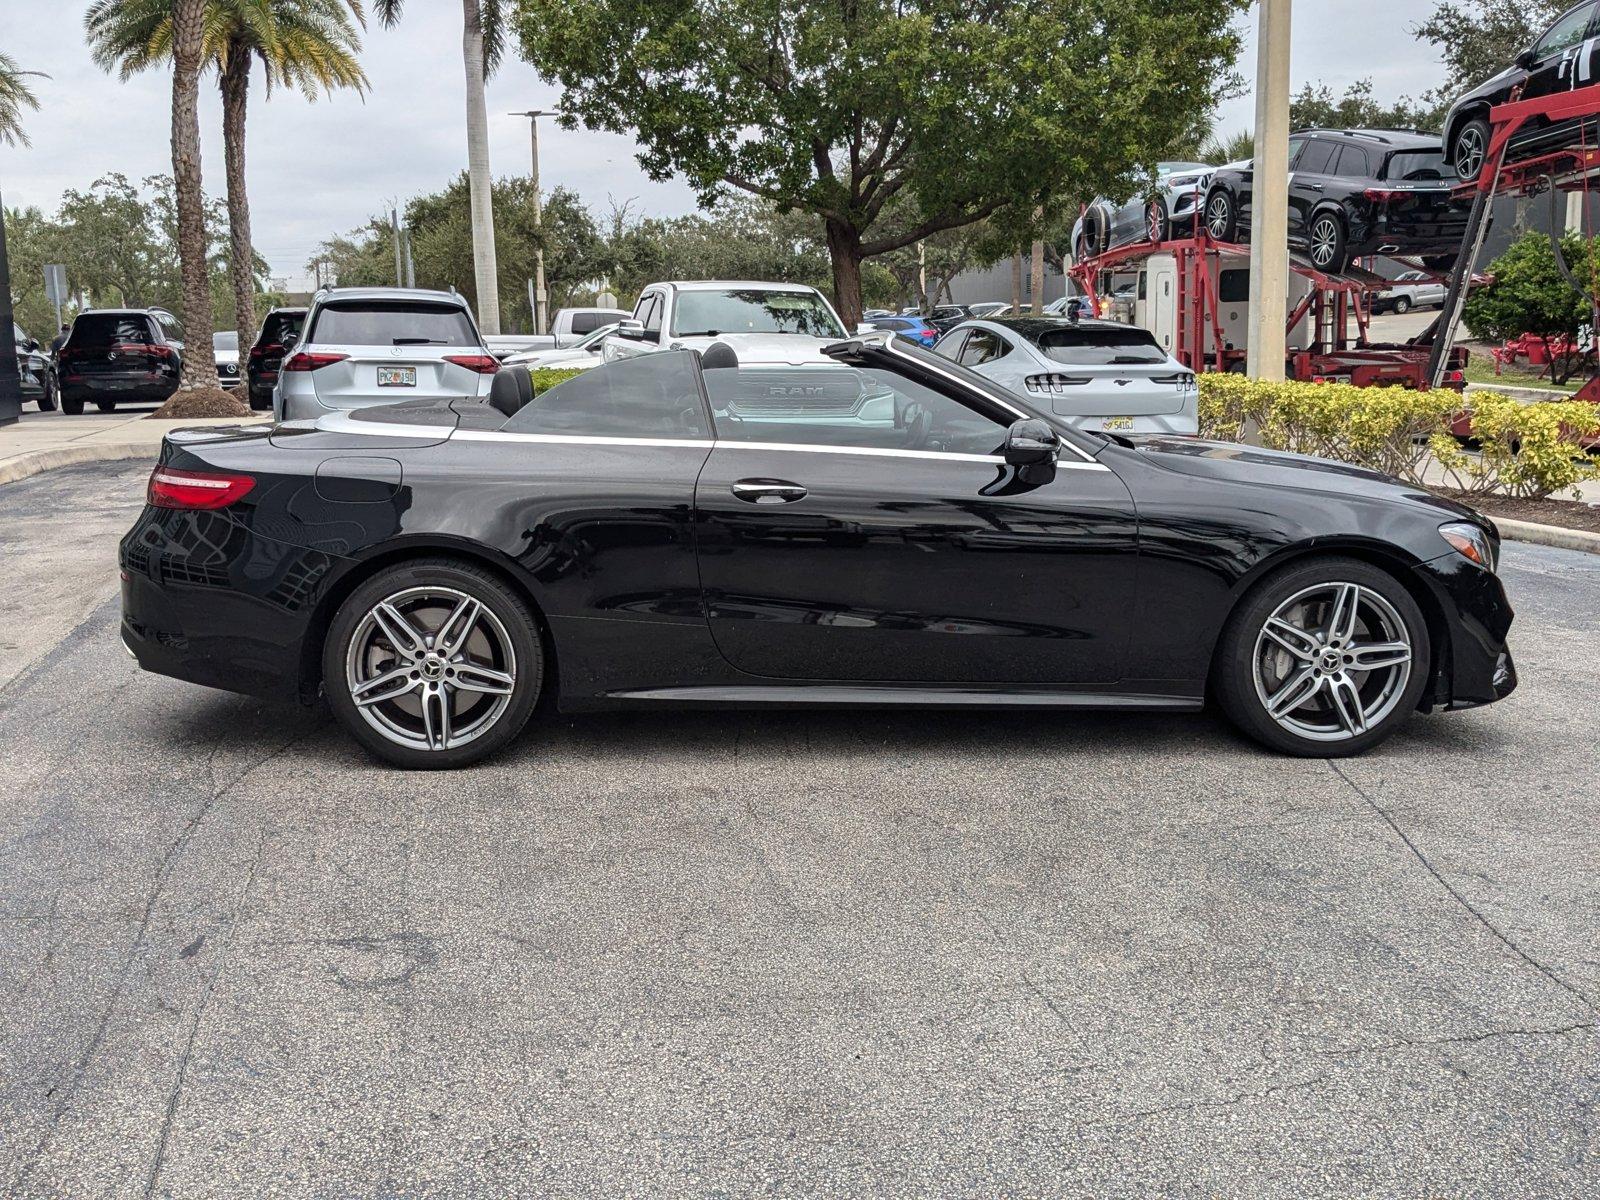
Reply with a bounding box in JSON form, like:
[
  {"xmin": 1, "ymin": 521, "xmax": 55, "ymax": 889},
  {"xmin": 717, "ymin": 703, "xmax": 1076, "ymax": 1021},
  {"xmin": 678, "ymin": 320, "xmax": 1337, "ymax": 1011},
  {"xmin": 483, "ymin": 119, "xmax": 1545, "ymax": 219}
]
[{"xmin": 1070, "ymin": 223, "xmax": 1470, "ymax": 390}]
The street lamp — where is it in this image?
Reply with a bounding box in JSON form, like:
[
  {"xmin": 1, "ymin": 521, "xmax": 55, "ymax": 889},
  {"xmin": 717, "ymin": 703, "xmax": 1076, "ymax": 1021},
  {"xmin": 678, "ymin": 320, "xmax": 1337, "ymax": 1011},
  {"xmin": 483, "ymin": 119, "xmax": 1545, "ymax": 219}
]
[{"xmin": 510, "ymin": 109, "xmax": 554, "ymax": 336}]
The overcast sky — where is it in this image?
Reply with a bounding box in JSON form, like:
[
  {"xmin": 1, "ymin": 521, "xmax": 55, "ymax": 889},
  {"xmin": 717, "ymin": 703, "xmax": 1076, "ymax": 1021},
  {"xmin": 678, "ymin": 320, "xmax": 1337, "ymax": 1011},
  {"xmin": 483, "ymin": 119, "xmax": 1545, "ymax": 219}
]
[{"xmin": 0, "ymin": 1, "xmax": 1449, "ymax": 284}]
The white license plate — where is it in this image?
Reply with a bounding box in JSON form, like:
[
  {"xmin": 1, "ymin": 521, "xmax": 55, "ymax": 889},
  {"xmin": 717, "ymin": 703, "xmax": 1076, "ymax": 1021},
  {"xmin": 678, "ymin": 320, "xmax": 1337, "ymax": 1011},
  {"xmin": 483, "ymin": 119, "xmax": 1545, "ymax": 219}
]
[
  {"xmin": 1100, "ymin": 415, "xmax": 1133, "ymax": 431},
  {"xmin": 377, "ymin": 366, "xmax": 416, "ymax": 387}
]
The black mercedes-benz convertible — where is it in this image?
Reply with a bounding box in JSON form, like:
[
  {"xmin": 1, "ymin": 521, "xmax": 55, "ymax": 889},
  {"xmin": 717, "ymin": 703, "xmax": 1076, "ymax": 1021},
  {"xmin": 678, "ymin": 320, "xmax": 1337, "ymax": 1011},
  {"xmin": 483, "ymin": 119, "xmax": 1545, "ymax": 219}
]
[{"xmin": 119, "ymin": 336, "xmax": 1515, "ymax": 768}]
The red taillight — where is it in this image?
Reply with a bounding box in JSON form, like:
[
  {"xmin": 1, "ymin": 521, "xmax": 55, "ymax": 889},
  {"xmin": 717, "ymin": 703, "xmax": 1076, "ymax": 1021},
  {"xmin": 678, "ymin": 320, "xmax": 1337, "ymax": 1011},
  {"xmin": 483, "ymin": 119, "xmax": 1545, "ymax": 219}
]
[
  {"xmin": 249, "ymin": 342, "xmax": 283, "ymax": 362},
  {"xmin": 148, "ymin": 467, "xmax": 256, "ymax": 510},
  {"xmin": 1363, "ymin": 188, "xmax": 1410, "ymax": 203},
  {"xmin": 282, "ymin": 350, "xmax": 349, "ymax": 372},
  {"xmin": 444, "ymin": 353, "xmax": 500, "ymax": 374}
]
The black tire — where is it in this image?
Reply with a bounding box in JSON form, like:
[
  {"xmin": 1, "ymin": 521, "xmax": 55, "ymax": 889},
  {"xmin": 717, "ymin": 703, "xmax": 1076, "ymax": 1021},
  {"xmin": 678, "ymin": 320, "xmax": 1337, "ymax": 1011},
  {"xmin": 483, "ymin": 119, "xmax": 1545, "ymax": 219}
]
[
  {"xmin": 1212, "ymin": 556, "xmax": 1431, "ymax": 758},
  {"xmin": 1146, "ymin": 197, "xmax": 1171, "ymax": 244},
  {"xmin": 1204, "ymin": 187, "xmax": 1237, "ymax": 243},
  {"xmin": 61, "ymin": 393, "xmax": 84, "ymax": 415},
  {"xmin": 1452, "ymin": 115, "xmax": 1491, "ymax": 184},
  {"xmin": 248, "ymin": 391, "xmax": 271, "ymax": 412},
  {"xmin": 37, "ymin": 376, "xmax": 57, "ymax": 412},
  {"xmin": 1392, "ymin": 296, "xmax": 1412, "ymax": 315},
  {"xmin": 94, "ymin": 400, "xmax": 117, "ymax": 413},
  {"xmin": 323, "ymin": 558, "xmax": 544, "ymax": 769},
  {"xmin": 1307, "ymin": 210, "xmax": 1349, "ymax": 273}
]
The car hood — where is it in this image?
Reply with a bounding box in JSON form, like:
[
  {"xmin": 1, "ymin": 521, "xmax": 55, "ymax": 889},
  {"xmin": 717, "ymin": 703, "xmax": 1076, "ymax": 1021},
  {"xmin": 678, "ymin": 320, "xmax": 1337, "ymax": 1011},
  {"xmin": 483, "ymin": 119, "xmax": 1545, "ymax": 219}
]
[
  {"xmin": 510, "ymin": 347, "xmax": 600, "ymax": 369},
  {"xmin": 1121, "ymin": 435, "xmax": 1486, "ymax": 523},
  {"xmin": 662, "ymin": 333, "xmax": 844, "ymax": 365}
]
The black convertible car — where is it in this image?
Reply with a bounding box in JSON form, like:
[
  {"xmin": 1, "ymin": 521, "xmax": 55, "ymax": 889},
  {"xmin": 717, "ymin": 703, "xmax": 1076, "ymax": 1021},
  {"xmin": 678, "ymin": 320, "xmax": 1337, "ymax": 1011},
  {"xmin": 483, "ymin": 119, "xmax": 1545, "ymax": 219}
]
[{"xmin": 120, "ymin": 337, "xmax": 1515, "ymax": 768}]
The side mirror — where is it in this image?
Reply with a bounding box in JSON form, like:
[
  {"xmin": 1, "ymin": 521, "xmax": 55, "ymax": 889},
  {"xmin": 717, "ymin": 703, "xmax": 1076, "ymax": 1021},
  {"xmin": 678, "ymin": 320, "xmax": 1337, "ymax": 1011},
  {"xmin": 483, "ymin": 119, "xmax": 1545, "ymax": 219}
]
[
  {"xmin": 1003, "ymin": 418, "xmax": 1059, "ymax": 467},
  {"xmin": 616, "ymin": 319, "xmax": 647, "ymax": 341},
  {"xmin": 1515, "ymin": 47, "xmax": 1537, "ymax": 70}
]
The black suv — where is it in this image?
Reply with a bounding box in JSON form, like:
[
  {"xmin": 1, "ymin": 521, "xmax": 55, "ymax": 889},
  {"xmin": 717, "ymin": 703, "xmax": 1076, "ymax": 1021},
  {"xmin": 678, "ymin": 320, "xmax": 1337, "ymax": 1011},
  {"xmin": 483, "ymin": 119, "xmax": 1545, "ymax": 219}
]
[
  {"xmin": 1443, "ymin": 2, "xmax": 1600, "ymax": 182},
  {"xmin": 245, "ymin": 306, "xmax": 306, "ymax": 411},
  {"xmin": 13, "ymin": 322, "xmax": 57, "ymax": 411},
  {"xmin": 56, "ymin": 310, "xmax": 182, "ymax": 414},
  {"xmin": 1202, "ymin": 129, "xmax": 1472, "ymax": 273}
]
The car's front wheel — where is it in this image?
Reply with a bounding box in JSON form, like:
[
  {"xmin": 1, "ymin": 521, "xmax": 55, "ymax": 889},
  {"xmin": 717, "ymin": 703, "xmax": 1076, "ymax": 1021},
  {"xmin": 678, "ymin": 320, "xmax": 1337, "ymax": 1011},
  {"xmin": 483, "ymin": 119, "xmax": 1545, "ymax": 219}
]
[
  {"xmin": 1213, "ymin": 557, "xmax": 1430, "ymax": 757},
  {"xmin": 1452, "ymin": 116, "xmax": 1491, "ymax": 184},
  {"xmin": 1204, "ymin": 189, "xmax": 1237, "ymax": 242},
  {"xmin": 323, "ymin": 559, "xmax": 545, "ymax": 769}
]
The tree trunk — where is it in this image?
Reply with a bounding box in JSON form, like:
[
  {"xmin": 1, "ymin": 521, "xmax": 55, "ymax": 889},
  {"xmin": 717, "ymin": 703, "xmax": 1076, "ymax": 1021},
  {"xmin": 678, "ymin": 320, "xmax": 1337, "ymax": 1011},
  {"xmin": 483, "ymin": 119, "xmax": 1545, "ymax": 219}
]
[
  {"xmin": 170, "ymin": 0, "xmax": 215, "ymax": 388},
  {"xmin": 825, "ymin": 218, "xmax": 864, "ymax": 328},
  {"xmin": 462, "ymin": 0, "xmax": 500, "ymax": 334},
  {"xmin": 1010, "ymin": 251, "xmax": 1023, "ymax": 312},
  {"xmin": 220, "ymin": 46, "xmax": 256, "ymax": 358},
  {"xmin": 1030, "ymin": 238, "xmax": 1045, "ymax": 316}
]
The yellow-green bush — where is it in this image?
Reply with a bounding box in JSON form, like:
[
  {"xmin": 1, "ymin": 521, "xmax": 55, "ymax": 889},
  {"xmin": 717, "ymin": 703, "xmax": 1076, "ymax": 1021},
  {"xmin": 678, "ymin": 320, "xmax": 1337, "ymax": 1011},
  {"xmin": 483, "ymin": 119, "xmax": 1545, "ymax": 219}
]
[
  {"xmin": 528, "ymin": 367, "xmax": 584, "ymax": 395},
  {"xmin": 1198, "ymin": 374, "xmax": 1458, "ymax": 485},
  {"xmin": 1430, "ymin": 390, "xmax": 1600, "ymax": 499}
]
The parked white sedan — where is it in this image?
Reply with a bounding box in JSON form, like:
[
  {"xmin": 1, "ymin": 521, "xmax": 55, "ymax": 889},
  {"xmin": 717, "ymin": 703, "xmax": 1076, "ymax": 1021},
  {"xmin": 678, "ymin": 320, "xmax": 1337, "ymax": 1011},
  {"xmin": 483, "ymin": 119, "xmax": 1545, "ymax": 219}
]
[
  {"xmin": 934, "ymin": 317, "xmax": 1198, "ymax": 436},
  {"xmin": 502, "ymin": 323, "xmax": 617, "ymax": 372}
]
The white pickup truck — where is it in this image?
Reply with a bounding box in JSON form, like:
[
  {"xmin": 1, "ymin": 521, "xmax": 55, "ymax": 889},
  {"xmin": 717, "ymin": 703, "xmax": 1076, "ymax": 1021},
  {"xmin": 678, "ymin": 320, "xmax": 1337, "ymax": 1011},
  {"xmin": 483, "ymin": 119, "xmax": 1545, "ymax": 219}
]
[
  {"xmin": 484, "ymin": 306, "xmax": 631, "ymax": 359},
  {"xmin": 603, "ymin": 281, "xmax": 863, "ymax": 365}
]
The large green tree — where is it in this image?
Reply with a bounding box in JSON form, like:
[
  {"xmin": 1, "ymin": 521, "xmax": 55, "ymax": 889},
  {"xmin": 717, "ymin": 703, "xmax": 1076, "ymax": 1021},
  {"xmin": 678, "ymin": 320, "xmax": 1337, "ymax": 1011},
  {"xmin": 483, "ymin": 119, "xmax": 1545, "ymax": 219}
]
[
  {"xmin": 86, "ymin": 0, "xmax": 367, "ymax": 356},
  {"xmin": 1289, "ymin": 79, "xmax": 1447, "ymax": 134},
  {"xmin": 1413, "ymin": 1, "xmax": 1568, "ymax": 96},
  {"xmin": 515, "ymin": 0, "xmax": 1250, "ymax": 325},
  {"xmin": 1463, "ymin": 229, "xmax": 1598, "ymax": 384}
]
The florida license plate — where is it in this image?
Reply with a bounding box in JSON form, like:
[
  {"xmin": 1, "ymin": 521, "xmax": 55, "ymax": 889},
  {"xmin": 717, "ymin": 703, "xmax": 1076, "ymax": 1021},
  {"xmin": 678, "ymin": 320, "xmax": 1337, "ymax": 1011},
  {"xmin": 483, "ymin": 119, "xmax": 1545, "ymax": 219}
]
[
  {"xmin": 1100, "ymin": 415, "xmax": 1133, "ymax": 431},
  {"xmin": 377, "ymin": 366, "xmax": 416, "ymax": 387}
]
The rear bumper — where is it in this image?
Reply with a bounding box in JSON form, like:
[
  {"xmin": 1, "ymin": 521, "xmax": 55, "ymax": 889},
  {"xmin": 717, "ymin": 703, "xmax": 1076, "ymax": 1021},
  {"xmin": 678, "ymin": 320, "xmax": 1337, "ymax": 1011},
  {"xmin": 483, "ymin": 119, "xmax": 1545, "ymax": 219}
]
[{"xmin": 61, "ymin": 375, "xmax": 179, "ymax": 403}]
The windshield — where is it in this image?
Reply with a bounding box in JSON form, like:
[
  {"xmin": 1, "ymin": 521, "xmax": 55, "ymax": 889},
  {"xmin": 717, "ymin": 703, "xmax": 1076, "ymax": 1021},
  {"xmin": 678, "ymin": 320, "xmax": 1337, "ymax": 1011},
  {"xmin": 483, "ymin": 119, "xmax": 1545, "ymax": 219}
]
[
  {"xmin": 572, "ymin": 324, "xmax": 617, "ymax": 349},
  {"xmin": 1033, "ymin": 326, "xmax": 1167, "ymax": 366},
  {"xmin": 212, "ymin": 331, "xmax": 239, "ymax": 352},
  {"xmin": 671, "ymin": 288, "xmax": 846, "ymax": 338},
  {"xmin": 1383, "ymin": 149, "xmax": 1448, "ymax": 181}
]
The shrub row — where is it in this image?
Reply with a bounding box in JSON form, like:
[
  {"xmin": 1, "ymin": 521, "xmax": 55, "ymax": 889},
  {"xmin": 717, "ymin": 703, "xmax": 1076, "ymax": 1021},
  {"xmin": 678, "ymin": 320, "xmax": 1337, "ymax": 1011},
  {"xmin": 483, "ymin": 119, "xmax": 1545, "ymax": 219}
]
[{"xmin": 1198, "ymin": 375, "xmax": 1600, "ymax": 500}]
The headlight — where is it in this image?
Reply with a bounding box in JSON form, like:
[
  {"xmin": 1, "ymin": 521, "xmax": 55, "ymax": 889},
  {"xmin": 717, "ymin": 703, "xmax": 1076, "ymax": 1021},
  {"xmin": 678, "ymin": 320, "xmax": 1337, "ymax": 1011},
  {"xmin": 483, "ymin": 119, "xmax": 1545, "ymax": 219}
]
[{"xmin": 1439, "ymin": 521, "xmax": 1498, "ymax": 572}]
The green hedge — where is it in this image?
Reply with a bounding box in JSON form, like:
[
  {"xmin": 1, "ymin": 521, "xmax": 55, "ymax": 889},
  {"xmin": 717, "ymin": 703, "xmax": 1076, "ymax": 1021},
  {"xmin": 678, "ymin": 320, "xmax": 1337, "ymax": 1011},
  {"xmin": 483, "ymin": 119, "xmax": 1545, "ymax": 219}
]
[{"xmin": 1198, "ymin": 374, "xmax": 1600, "ymax": 500}]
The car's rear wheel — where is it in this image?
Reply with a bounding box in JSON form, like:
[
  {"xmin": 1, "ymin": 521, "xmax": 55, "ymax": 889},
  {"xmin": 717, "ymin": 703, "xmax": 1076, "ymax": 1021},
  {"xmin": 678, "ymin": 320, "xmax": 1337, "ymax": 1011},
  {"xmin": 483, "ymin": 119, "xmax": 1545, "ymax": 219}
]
[
  {"xmin": 61, "ymin": 393, "xmax": 84, "ymax": 415},
  {"xmin": 1214, "ymin": 557, "xmax": 1430, "ymax": 757},
  {"xmin": 1452, "ymin": 116, "xmax": 1491, "ymax": 184},
  {"xmin": 1204, "ymin": 188, "xmax": 1237, "ymax": 242},
  {"xmin": 94, "ymin": 400, "xmax": 116, "ymax": 413},
  {"xmin": 1392, "ymin": 295, "xmax": 1412, "ymax": 315},
  {"xmin": 323, "ymin": 559, "xmax": 544, "ymax": 769},
  {"xmin": 1308, "ymin": 211, "xmax": 1349, "ymax": 273}
]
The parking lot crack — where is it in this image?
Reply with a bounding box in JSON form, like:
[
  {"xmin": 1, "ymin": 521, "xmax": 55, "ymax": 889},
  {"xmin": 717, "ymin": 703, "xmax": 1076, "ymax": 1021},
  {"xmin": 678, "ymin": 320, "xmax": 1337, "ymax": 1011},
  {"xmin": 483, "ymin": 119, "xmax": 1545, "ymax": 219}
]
[
  {"xmin": 1328, "ymin": 760, "xmax": 1596, "ymax": 1015},
  {"xmin": 1120, "ymin": 1075, "xmax": 1327, "ymax": 1122}
]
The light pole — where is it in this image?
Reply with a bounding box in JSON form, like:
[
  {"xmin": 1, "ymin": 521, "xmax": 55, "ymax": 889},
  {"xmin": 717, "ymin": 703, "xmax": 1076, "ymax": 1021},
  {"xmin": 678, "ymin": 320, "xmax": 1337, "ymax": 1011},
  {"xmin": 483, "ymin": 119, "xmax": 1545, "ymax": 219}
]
[
  {"xmin": 0, "ymin": 191, "xmax": 21, "ymax": 426},
  {"xmin": 510, "ymin": 109, "xmax": 553, "ymax": 336},
  {"xmin": 1246, "ymin": 0, "xmax": 1292, "ymax": 381}
]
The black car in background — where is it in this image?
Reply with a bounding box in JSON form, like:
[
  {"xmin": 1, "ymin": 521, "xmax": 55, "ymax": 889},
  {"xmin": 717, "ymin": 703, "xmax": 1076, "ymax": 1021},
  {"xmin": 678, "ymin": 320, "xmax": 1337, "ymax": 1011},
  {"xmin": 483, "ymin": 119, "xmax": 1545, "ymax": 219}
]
[
  {"xmin": 1443, "ymin": 1, "xmax": 1600, "ymax": 182},
  {"xmin": 120, "ymin": 336, "xmax": 1515, "ymax": 769},
  {"xmin": 13, "ymin": 322, "xmax": 57, "ymax": 411},
  {"xmin": 56, "ymin": 310, "xmax": 181, "ymax": 414},
  {"xmin": 245, "ymin": 306, "xmax": 306, "ymax": 411},
  {"xmin": 1203, "ymin": 129, "xmax": 1472, "ymax": 273}
]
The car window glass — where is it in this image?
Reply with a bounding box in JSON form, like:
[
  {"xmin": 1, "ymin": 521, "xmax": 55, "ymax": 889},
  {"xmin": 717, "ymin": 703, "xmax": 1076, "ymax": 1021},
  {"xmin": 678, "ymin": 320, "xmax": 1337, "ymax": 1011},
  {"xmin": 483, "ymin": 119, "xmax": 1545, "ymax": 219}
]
[
  {"xmin": 670, "ymin": 289, "xmax": 845, "ymax": 338},
  {"xmin": 70, "ymin": 315, "xmax": 157, "ymax": 346},
  {"xmin": 311, "ymin": 302, "xmax": 477, "ymax": 346},
  {"xmin": 932, "ymin": 332, "xmax": 966, "ymax": 361},
  {"xmin": 1218, "ymin": 270, "xmax": 1251, "ymax": 302},
  {"xmin": 704, "ymin": 363, "xmax": 1007, "ymax": 456},
  {"xmin": 569, "ymin": 311, "xmax": 616, "ymax": 335},
  {"xmin": 1536, "ymin": 3, "xmax": 1595, "ymax": 57},
  {"xmin": 642, "ymin": 294, "xmax": 663, "ymax": 333},
  {"xmin": 213, "ymin": 331, "xmax": 239, "ymax": 352},
  {"xmin": 1332, "ymin": 145, "xmax": 1371, "ymax": 176},
  {"xmin": 1295, "ymin": 140, "xmax": 1338, "ymax": 174},
  {"xmin": 1383, "ymin": 149, "xmax": 1446, "ymax": 180},
  {"xmin": 1034, "ymin": 325, "xmax": 1166, "ymax": 366},
  {"xmin": 259, "ymin": 312, "xmax": 304, "ymax": 346},
  {"xmin": 1286, "ymin": 138, "xmax": 1308, "ymax": 169},
  {"xmin": 503, "ymin": 350, "xmax": 708, "ymax": 437},
  {"xmin": 957, "ymin": 329, "xmax": 1009, "ymax": 365}
]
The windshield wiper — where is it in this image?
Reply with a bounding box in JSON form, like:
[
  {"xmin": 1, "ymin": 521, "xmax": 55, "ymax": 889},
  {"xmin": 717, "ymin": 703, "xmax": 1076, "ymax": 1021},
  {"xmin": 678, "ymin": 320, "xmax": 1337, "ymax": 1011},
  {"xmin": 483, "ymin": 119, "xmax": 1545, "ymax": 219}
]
[{"xmin": 392, "ymin": 337, "xmax": 447, "ymax": 345}]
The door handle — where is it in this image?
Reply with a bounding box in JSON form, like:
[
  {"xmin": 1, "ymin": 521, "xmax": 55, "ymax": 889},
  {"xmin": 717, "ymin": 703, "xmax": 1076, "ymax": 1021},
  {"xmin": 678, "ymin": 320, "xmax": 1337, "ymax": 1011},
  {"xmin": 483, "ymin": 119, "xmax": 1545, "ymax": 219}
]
[{"xmin": 731, "ymin": 478, "xmax": 807, "ymax": 504}]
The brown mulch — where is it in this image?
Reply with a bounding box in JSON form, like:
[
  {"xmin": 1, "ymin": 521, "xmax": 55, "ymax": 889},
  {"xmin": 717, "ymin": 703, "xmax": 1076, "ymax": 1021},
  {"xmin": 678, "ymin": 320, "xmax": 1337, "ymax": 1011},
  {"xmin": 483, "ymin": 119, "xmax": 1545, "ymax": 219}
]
[
  {"xmin": 1433, "ymin": 488, "xmax": 1600, "ymax": 535},
  {"xmin": 144, "ymin": 388, "xmax": 252, "ymax": 420}
]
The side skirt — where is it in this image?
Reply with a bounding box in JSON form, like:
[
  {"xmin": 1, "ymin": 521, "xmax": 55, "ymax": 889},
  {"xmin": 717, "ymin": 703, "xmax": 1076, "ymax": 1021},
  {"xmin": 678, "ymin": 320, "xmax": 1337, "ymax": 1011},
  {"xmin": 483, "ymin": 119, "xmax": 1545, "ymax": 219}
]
[{"xmin": 590, "ymin": 684, "xmax": 1204, "ymax": 711}]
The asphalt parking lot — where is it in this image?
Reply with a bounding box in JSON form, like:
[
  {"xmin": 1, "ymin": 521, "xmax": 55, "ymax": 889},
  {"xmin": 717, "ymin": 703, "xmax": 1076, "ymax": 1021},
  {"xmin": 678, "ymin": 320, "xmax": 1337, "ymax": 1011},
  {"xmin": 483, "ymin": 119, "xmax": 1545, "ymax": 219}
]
[{"xmin": 1, "ymin": 461, "xmax": 1597, "ymax": 1197}]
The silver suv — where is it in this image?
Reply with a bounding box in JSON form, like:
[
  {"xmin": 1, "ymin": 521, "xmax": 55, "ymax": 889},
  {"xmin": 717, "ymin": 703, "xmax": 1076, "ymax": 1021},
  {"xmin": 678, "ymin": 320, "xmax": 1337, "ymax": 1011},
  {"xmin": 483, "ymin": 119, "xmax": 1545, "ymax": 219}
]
[{"xmin": 274, "ymin": 287, "xmax": 497, "ymax": 422}]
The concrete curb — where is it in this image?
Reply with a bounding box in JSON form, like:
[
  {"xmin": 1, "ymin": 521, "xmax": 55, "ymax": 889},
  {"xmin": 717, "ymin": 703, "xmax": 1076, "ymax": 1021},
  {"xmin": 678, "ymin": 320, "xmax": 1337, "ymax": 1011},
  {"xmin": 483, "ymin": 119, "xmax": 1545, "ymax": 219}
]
[
  {"xmin": 0, "ymin": 443, "xmax": 158, "ymax": 487},
  {"xmin": 1464, "ymin": 382, "xmax": 1575, "ymax": 402},
  {"xmin": 1496, "ymin": 517, "xmax": 1600, "ymax": 556}
]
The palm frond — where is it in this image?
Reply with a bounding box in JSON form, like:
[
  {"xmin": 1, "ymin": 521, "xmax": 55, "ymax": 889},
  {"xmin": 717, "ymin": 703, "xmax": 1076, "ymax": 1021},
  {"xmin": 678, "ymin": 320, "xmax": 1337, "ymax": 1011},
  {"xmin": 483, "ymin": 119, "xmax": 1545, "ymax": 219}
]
[{"xmin": 0, "ymin": 50, "xmax": 45, "ymax": 148}]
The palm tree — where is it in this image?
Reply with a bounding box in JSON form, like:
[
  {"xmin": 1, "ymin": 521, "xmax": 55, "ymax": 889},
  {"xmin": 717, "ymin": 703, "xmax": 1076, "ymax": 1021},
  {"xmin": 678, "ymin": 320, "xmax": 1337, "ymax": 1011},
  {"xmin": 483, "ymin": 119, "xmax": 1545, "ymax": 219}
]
[
  {"xmin": 0, "ymin": 51, "xmax": 43, "ymax": 147},
  {"xmin": 373, "ymin": 2, "xmax": 504, "ymax": 334},
  {"xmin": 85, "ymin": 1, "xmax": 367, "ymax": 372}
]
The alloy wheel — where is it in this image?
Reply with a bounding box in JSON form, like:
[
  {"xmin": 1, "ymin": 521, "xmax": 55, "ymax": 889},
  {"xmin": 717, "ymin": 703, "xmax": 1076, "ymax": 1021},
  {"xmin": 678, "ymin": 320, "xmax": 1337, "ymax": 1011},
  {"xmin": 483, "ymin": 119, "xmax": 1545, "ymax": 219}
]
[
  {"xmin": 1206, "ymin": 194, "xmax": 1231, "ymax": 238},
  {"xmin": 1456, "ymin": 125, "xmax": 1485, "ymax": 182},
  {"xmin": 345, "ymin": 586, "xmax": 517, "ymax": 753},
  {"xmin": 1251, "ymin": 582, "xmax": 1413, "ymax": 743},
  {"xmin": 1147, "ymin": 200, "xmax": 1166, "ymax": 243},
  {"xmin": 1310, "ymin": 217, "xmax": 1339, "ymax": 268}
]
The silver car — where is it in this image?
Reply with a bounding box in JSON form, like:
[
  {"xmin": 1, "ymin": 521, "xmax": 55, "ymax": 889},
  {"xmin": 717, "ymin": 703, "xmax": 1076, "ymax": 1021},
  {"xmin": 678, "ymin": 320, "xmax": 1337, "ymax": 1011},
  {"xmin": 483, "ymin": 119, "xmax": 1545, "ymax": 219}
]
[
  {"xmin": 1373, "ymin": 270, "xmax": 1447, "ymax": 315},
  {"xmin": 275, "ymin": 287, "xmax": 497, "ymax": 422},
  {"xmin": 933, "ymin": 317, "xmax": 1198, "ymax": 436},
  {"xmin": 1071, "ymin": 161, "xmax": 1217, "ymax": 260}
]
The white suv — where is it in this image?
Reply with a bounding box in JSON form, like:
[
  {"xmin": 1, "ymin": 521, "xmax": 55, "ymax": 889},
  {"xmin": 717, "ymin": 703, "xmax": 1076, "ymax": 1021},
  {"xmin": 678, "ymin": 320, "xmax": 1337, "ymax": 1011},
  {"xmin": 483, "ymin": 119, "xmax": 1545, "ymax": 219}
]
[
  {"xmin": 274, "ymin": 287, "xmax": 498, "ymax": 422},
  {"xmin": 603, "ymin": 281, "xmax": 855, "ymax": 367}
]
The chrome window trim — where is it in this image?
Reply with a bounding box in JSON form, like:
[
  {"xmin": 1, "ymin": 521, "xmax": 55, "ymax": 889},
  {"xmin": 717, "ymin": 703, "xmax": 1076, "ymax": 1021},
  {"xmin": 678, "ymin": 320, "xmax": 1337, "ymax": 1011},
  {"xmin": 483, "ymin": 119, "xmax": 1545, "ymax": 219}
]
[{"xmin": 448, "ymin": 428, "xmax": 1109, "ymax": 470}]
